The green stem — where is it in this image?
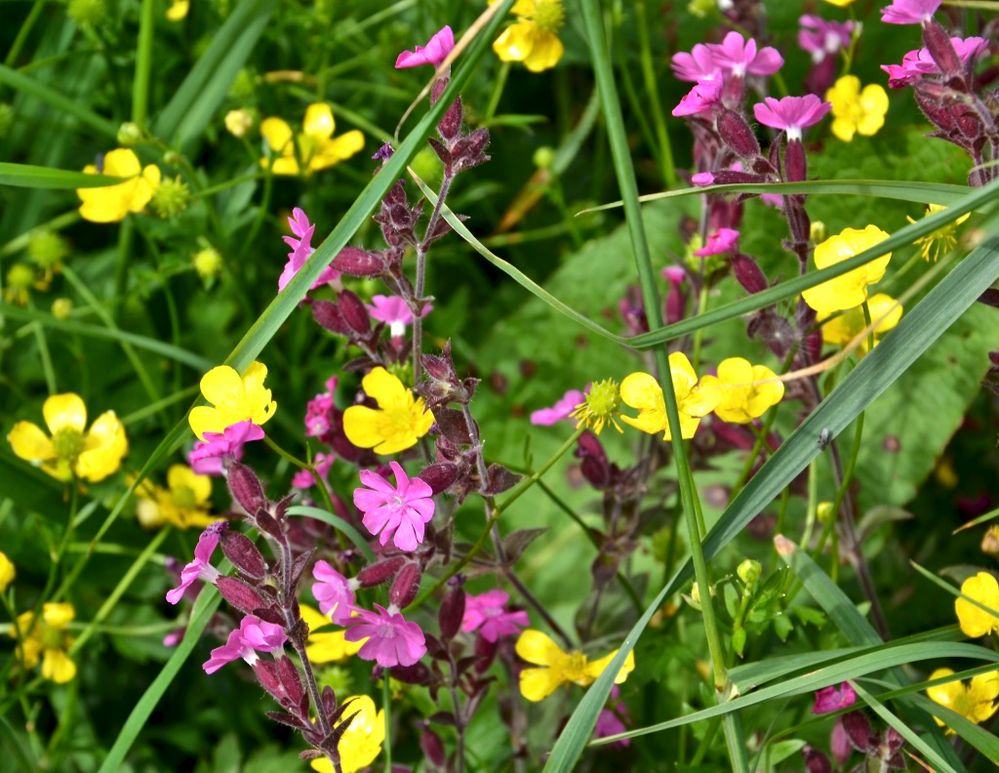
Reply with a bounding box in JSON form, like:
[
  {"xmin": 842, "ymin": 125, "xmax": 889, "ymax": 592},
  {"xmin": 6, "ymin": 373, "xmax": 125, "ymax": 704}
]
[
  {"xmin": 5, "ymin": 0, "xmax": 47, "ymax": 67},
  {"xmin": 500, "ymin": 428, "xmax": 583, "ymax": 510},
  {"xmin": 262, "ymin": 434, "xmax": 337, "ymax": 517},
  {"xmin": 382, "ymin": 674, "xmax": 392, "ymax": 773},
  {"xmin": 484, "ymin": 61, "xmax": 510, "ymax": 122},
  {"xmin": 132, "ymin": 0, "xmax": 156, "ymax": 128},
  {"xmin": 634, "ymin": 0, "xmax": 676, "ymax": 188}
]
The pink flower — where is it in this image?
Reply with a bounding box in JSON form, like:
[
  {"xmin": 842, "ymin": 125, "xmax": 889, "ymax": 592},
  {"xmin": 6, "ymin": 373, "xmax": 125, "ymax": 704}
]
[
  {"xmin": 530, "ymin": 389, "xmax": 585, "ymax": 426},
  {"xmin": 672, "ymin": 76, "xmax": 723, "ymax": 117},
  {"xmin": 461, "ymin": 589, "xmax": 530, "ymax": 642},
  {"xmin": 305, "ymin": 376, "xmax": 338, "ymax": 438},
  {"xmin": 694, "ymin": 227, "xmax": 740, "ymax": 257},
  {"xmin": 203, "ymin": 615, "xmax": 287, "ymax": 674},
  {"xmin": 395, "ymin": 25, "xmax": 455, "ymax": 69},
  {"xmin": 278, "ymin": 208, "xmax": 339, "ymax": 293},
  {"xmin": 671, "ymin": 44, "xmax": 718, "ymax": 82},
  {"xmin": 292, "ymin": 452, "xmax": 334, "ymax": 490},
  {"xmin": 345, "ymin": 604, "xmax": 426, "ymax": 667},
  {"xmin": 366, "ymin": 295, "xmax": 431, "ymax": 338},
  {"xmin": 798, "ymin": 16, "xmax": 854, "ymax": 63},
  {"xmin": 312, "ymin": 560, "xmax": 358, "ymax": 624},
  {"xmin": 880, "ymin": 0, "xmax": 940, "ymax": 25},
  {"xmin": 881, "ymin": 36, "xmax": 988, "ymax": 87},
  {"xmin": 813, "ymin": 682, "xmax": 857, "ymax": 714},
  {"xmin": 661, "ymin": 265, "xmax": 686, "ymax": 284},
  {"xmin": 166, "ymin": 524, "xmax": 223, "ymax": 604},
  {"xmin": 753, "ymin": 95, "xmax": 831, "ymax": 141},
  {"xmin": 594, "ymin": 687, "xmax": 631, "ymax": 748},
  {"xmin": 353, "ymin": 461, "xmax": 435, "ymax": 552},
  {"xmin": 707, "ymin": 32, "xmax": 784, "ymax": 78},
  {"xmin": 691, "ymin": 172, "xmax": 715, "ymax": 186},
  {"xmin": 188, "ymin": 420, "xmax": 265, "ymax": 476}
]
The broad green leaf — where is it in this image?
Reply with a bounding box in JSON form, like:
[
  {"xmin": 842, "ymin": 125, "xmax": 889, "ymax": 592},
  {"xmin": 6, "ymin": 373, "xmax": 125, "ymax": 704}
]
[{"xmin": 0, "ymin": 162, "xmax": 122, "ymax": 189}]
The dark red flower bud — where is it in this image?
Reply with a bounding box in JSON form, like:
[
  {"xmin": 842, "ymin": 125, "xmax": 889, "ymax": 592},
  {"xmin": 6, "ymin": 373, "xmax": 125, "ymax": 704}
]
[
  {"xmin": 438, "ymin": 98, "xmax": 463, "ymax": 143},
  {"xmin": 253, "ymin": 660, "xmax": 284, "ymax": 703},
  {"xmin": 421, "ymin": 728, "xmax": 447, "ymax": 767},
  {"xmin": 841, "ymin": 711, "xmax": 877, "ymax": 752},
  {"xmin": 216, "ymin": 576, "xmax": 268, "ymax": 615},
  {"xmin": 474, "ymin": 633, "xmax": 497, "ymax": 672},
  {"xmin": 226, "ymin": 461, "xmax": 267, "ymax": 515},
  {"xmin": 665, "ymin": 282, "xmax": 686, "ymax": 324},
  {"xmin": 922, "ymin": 20, "xmax": 961, "ymax": 78},
  {"xmin": 576, "ymin": 430, "xmax": 610, "ymax": 489},
  {"xmin": 802, "ymin": 745, "xmax": 832, "ymax": 773},
  {"xmin": 438, "ymin": 585, "xmax": 466, "ymax": 640},
  {"xmin": 784, "ymin": 138, "xmax": 806, "ymax": 182},
  {"xmin": 390, "ymin": 662, "xmax": 431, "ymax": 684},
  {"xmin": 717, "ymin": 108, "xmax": 760, "ymax": 158},
  {"xmin": 389, "ymin": 562, "xmax": 422, "ymax": 609},
  {"xmin": 430, "ymin": 77, "xmax": 448, "ymax": 105},
  {"xmin": 312, "ymin": 299, "xmax": 350, "ymax": 335},
  {"xmin": 418, "ymin": 462, "xmax": 459, "ymax": 495},
  {"xmin": 338, "ymin": 290, "xmax": 370, "ymax": 334},
  {"xmin": 220, "ymin": 531, "xmax": 268, "ymax": 580},
  {"xmin": 356, "ymin": 556, "xmax": 406, "ymax": 587},
  {"xmin": 330, "ymin": 246, "xmax": 385, "ymax": 277},
  {"xmin": 731, "ymin": 253, "xmax": 768, "ymax": 294},
  {"xmin": 482, "ymin": 464, "xmax": 521, "ymax": 496},
  {"xmin": 275, "ymin": 655, "xmax": 305, "ymax": 707}
]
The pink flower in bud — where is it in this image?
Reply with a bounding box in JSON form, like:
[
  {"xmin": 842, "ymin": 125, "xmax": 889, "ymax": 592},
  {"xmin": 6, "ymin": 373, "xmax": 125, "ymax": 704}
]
[
  {"xmin": 880, "ymin": 0, "xmax": 940, "ymax": 25},
  {"xmin": 461, "ymin": 589, "xmax": 530, "ymax": 642},
  {"xmin": 345, "ymin": 604, "xmax": 427, "ymax": 667},
  {"xmin": 672, "ymin": 76, "xmax": 723, "ymax": 117},
  {"xmin": 813, "ymin": 682, "xmax": 857, "ymax": 714},
  {"xmin": 366, "ymin": 294, "xmax": 431, "ymax": 338},
  {"xmin": 594, "ymin": 687, "xmax": 631, "ymax": 748},
  {"xmin": 353, "ymin": 461, "xmax": 435, "ymax": 552},
  {"xmin": 203, "ymin": 615, "xmax": 286, "ymax": 674},
  {"xmin": 760, "ymin": 193, "xmax": 783, "ymax": 208},
  {"xmin": 166, "ymin": 524, "xmax": 224, "ymax": 604},
  {"xmin": 662, "ymin": 265, "xmax": 686, "ymax": 284},
  {"xmin": 798, "ymin": 16, "xmax": 855, "ymax": 63},
  {"xmin": 395, "ymin": 25, "xmax": 455, "ymax": 69},
  {"xmin": 691, "ymin": 172, "xmax": 715, "ymax": 186},
  {"xmin": 278, "ymin": 208, "xmax": 339, "ymax": 293},
  {"xmin": 753, "ymin": 95, "xmax": 831, "ymax": 141},
  {"xmin": 292, "ymin": 452, "xmax": 334, "ymax": 490},
  {"xmin": 881, "ymin": 36, "xmax": 987, "ymax": 87},
  {"xmin": 694, "ymin": 227, "xmax": 740, "ymax": 257},
  {"xmin": 188, "ymin": 420, "xmax": 265, "ymax": 476},
  {"xmin": 671, "ymin": 44, "xmax": 718, "ymax": 82},
  {"xmin": 708, "ymin": 31, "xmax": 784, "ymax": 78},
  {"xmin": 530, "ymin": 389, "xmax": 585, "ymax": 426},
  {"xmin": 163, "ymin": 628, "xmax": 184, "ymax": 647},
  {"xmin": 312, "ymin": 560, "xmax": 358, "ymax": 624},
  {"xmin": 304, "ymin": 376, "xmax": 337, "ymax": 438}
]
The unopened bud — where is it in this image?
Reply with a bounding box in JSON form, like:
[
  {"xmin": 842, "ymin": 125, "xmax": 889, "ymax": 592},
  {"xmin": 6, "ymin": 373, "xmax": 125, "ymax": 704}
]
[
  {"xmin": 51, "ymin": 298, "xmax": 73, "ymax": 320},
  {"xmin": 224, "ymin": 108, "xmax": 254, "ymax": 138},
  {"xmin": 117, "ymin": 122, "xmax": 143, "ymax": 146},
  {"xmin": 817, "ymin": 501, "xmax": 835, "ymax": 525},
  {"xmin": 193, "ymin": 246, "xmax": 222, "ymax": 279},
  {"xmin": 737, "ymin": 559, "xmax": 762, "ymax": 588},
  {"xmin": 421, "ymin": 729, "xmax": 447, "ymax": 767},
  {"xmin": 533, "ymin": 146, "xmax": 556, "ymax": 170},
  {"xmin": 356, "ymin": 557, "xmax": 406, "ymax": 587},
  {"xmin": 981, "ymin": 526, "xmax": 999, "ymax": 557},
  {"xmin": 438, "ymin": 584, "xmax": 466, "ymax": 640},
  {"xmin": 732, "ymin": 253, "xmax": 768, "ymax": 294},
  {"xmin": 220, "ymin": 530, "xmax": 268, "ymax": 580},
  {"xmin": 226, "ymin": 461, "xmax": 268, "ymax": 516},
  {"xmin": 809, "ymin": 220, "xmax": 827, "ymax": 244},
  {"xmin": 389, "ymin": 562, "xmax": 422, "ymax": 609},
  {"xmin": 216, "ymin": 575, "xmax": 267, "ymax": 615},
  {"xmin": 717, "ymin": 109, "xmax": 760, "ymax": 158}
]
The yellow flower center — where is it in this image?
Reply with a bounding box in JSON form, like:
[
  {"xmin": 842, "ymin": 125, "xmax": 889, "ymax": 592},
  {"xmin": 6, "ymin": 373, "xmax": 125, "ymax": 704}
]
[
  {"xmin": 171, "ymin": 485, "xmax": 198, "ymax": 510},
  {"xmin": 561, "ymin": 651, "xmax": 591, "ymax": 684},
  {"xmin": 41, "ymin": 626, "xmax": 65, "ymax": 649},
  {"xmin": 530, "ymin": 0, "xmax": 565, "ymax": 31},
  {"xmin": 583, "ymin": 379, "xmax": 620, "ymax": 418},
  {"xmin": 52, "ymin": 427, "xmax": 85, "ymax": 462}
]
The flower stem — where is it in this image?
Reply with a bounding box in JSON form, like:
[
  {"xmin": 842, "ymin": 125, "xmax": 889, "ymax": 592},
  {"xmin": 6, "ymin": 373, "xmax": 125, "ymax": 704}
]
[
  {"xmin": 263, "ymin": 434, "xmax": 337, "ymax": 518},
  {"xmin": 412, "ymin": 172, "xmax": 455, "ymax": 384}
]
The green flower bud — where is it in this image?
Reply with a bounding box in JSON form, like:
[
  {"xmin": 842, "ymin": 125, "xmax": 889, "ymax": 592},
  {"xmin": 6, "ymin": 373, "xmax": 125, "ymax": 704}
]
[
  {"xmin": 737, "ymin": 559, "xmax": 762, "ymax": 589},
  {"xmin": 51, "ymin": 298, "xmax": 74, "ymax": 320},
  {"xmin": 687, "ymin": 0, "xmax": 716, "ymax": 18},
  {"xmin": 151, "ymin": 176, "xmax": 190, "ymax": 218},
  {"xmin": 28, "ymin": 231, "xmax": 70, "ymax": 270},
  {"xmin": 810, "ymin": 220, "xmax": 827, "ymax": 244},
  {"xmin": 6, "ymin": 263, "xmax": 34, "ymax": 290},
  {"xmin": 68, "ymin": 0, "xmax": 106, "ymax": 26},
  {"xmin": 532, "ymin": 146, "xmax": 555, "ymax": 170},
  {"xmin": 192, "ymin": 247, "xmax": 222, "ymax": 279},
  {"xmin": 817, "ymin": 501, "xmax": 835, "ymax": 525},
  {"xmin": 117, "ymin": 122, "xmax": 144, "ymax": 146}
]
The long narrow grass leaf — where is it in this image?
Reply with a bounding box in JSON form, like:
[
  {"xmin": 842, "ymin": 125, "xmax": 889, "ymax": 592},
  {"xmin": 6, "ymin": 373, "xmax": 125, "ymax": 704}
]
[{"xmin": 0, "ymin": 162, "xmax": 122, "ymax": 189}]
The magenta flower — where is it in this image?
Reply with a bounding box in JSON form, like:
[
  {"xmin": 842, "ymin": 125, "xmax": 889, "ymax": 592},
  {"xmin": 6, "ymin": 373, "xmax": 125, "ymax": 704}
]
[
  {"xmin": 366, "ymin": 294, "xmax": 431, "ymax": 338},
  {"xmin": 345, "ymin": 604, "xmax": 427, "ymax": 667},
  {"xmin": 353, "ymin": 461, "xmax": 435, "ymax": 552},
  {"xmin": 594, "ymin": 687, "xmax": 631, "ymax": 748},
  {"xmin": 881, "ymin": 36, "xmax": 987, "ymax": 87},
  {"xmin": 661, "ymin": 265, "xmax": 686, "ymax": 284},
  {"xmin": 813, "ymin": 682, "xmax": 857, "ymax": 714},
  {"xmin": 395, "ymin": 25, "xmax": 455, "ymax": 69},
  {"xmin": 694, "ymin": 227, "xmax": 740, "ymax": 257},
  {"xmin": 461, "ymin": 589, "xmax": 530, "ymax": 642},
  {"xmin": 203, "ymin": 614, "xmax": 287, "ymax": 674},
  {"xmin": 672, "ymin": 77, "xmax": 723, "ymax": 117},
  {"xmin": 166, "ymin": 524, "xmax": 223, "ymax": 604},
  {"xmin": 312, "ymin": 560, "xmax": 358, "ymax": 624},
  {"xmin": 278, "ymin": 208, "xmax": 339, "ymax": 293},
  {"xmin": 798, "ymin": 16, "xmax": 854, "ymax": 63},
  {"xmin": 671, "ymin": 44, "xmax": 718, "ymax": 82},
  {"xmin": 691, "ymin": 172, "xmax": 715, "ymax": 186},
  {"xmin": 881, "ymin": 0, "xmax": 940, "ymax": 25},
  {"xmin": 304, "ymin": 376, "xmax": 338, "ymax": 438},
  {"xmin": 188, "ymin": 420, "xmax": 265, "ymax": 476},
  {"xmin": 530, "ymin": 389, "xmax": 585, "ymax": 427},
  {"xmin": 707, "ymin": 32, "xmax": 784, "ymax": 78},
  {"xmin": 292, "ymin": 452, "xmax": 334, "ymax": 490},
  {"xmin": 753, "ymin": 95, "xmax": 831, "ymax": 141}
]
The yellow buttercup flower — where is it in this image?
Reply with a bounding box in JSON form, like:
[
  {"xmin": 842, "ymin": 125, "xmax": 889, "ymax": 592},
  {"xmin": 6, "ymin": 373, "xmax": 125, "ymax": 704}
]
[
  {"xmin": 490, "ymin": 0, "xmax": 565, "ymax": 73},
  {"xmin": 955, "ymin": 572, "xmax": 999, "ymax": 638},
  {"xmin": 822, "ymin": 0, "xmax": 855, "ymax": 6},
  {"xmin": 927, "ymin": 668, "xmax": 999, "ymax": 732},
  {"xmin": 826, "ymin": 76, "xmax": 889, "ymax": 143},
  {"xmin": 166, "ymin": 0, "xmax": 188, "ymax": 20},
  {"xmin": 0, "ymin": 551, "xmax": 14, "ymax": 592},
  {"xmin": 342, "ymin": 367, "xmax": 434, "ymax": 455},
  {"xmin": 819, "ymin": 293, "xmax": 903, "ymax": 354},
  {"xmin": 515, "ymin": 628, "xmax": 635, "ymax": 702},
  {"xmin": 76, "ymin": 148, "xmax": 161, "ymax": 223},
  {"xmin": 301, "ymin": 604, "xmax": 364, "ymax": 663},
  {"xmin": 801, "ymin": 225, "xmax": 892, "ymax": 315},
  {"xmin": 135, "ymin": 464, "xmax": 219, "ymax": 530},
  {"xmin": 8, "ymin": 393, "xmax": 127, "ymax": 482},
  {"xmin": 310, "ymin": 695, "xmax": 385, "ymax": 773},
  {"xmin": 569, "ymin": 378, "xmax": 623, "ymax": 434},
  {"xmin": 9, "ymin": 603, "xmax": 77, "ymax": 684},
  {"xmin": 907, "ymin": 203, "xmax": 970, "ymax": 262},
  {"xmin": 260, "ymin": 103, "xmax": 364, "ymax": 176},
  {"xmin": 700, "ymin": 357, "xmax": 784, "ymax": 424},
  {"xmin": 188, "ymin": 362, "xmax": 277, "ymax": 440},
  {"xmin": 619, "ymin": 353, "xmax": 720, "ymax": 441},
  {"xmin": 224, "ymin": 108, "xmax": 254, "ymax": 138}
]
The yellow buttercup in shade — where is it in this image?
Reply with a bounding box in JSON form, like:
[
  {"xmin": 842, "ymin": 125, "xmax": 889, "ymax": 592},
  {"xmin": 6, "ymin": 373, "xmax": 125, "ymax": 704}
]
[
  {"xmin": 927, "ymin": 668, "xmax": 999, "ymax": 732},
  {"xmin": 826, "ymin": 76, "xmax": 889, "ymax": 142},
  {"xmin": 76, "ymin": 148, "xmax": 161, "ymax": 223},
  {"xmin": 955, "ymin": 572, "xmax": 999, "ymax": 638},
  {"xmin": 700, "ymin": 357, "xmax": 784, "ymax": 424},
  {"xmin": 819, "ymin": 293, "xmax": 903, "ymax": 354},
  {"xmin": 135, "ymin": 464, "xmax": 220, "ymax": 530}
]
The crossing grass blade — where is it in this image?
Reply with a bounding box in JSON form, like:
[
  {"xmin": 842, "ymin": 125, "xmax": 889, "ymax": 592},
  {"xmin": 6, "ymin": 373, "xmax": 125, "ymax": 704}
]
[
  {"xmin": 0, "ymin": 162, "xmax": 123, "ymax": 189},
  {"xmin": 286, "ymin": 505, "xmax": 376, "ymax": 562},
  {"xmin": 0, "ymin": 65, "xmax": 118, "ymax": 138},
  {"xmin": 543, "ymin": 236, "xmax": 999, "ymax": 770}
]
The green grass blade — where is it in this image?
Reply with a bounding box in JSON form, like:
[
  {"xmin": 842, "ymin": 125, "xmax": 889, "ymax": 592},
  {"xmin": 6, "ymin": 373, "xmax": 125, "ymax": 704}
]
[
  {"xmin": 910, "ymin": 560, "xmax": 999, "ymax": 621},
  {"xmin": 286, "ymin": 505, "xmax": 376, "ymax": 562},
  {"xmin": 0, "ymin": 65, "xmax": 118, "ymax": 138},
  {"xmin": 904, "ymin": 692, "xmax": 999, "ymax": 761},
  {"xmin": 545, "ymin": 236, "xmax": 999, "ymax": 766},
  {"xmin": 0, "ymin": 162, "xmax": 122, "ymax": 189}
]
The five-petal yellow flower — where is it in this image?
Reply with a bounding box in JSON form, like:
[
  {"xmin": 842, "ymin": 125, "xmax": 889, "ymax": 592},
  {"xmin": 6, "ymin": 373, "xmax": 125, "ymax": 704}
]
[
  {"xmin": 188, "ymin": 362, "xmax": 277, "ymax": 441},
  {"xmin": 309, "ymin": 694, "xmax": 385, "ymax": 773},
  {"xmin": 927, "ymin": 668, "xmax": 999, "ymax": 732},
  {"xmin": 76, "ymin": 148, "xmax": 161, "ymax": 223},
  {"xmin": 619, "ymin": 353, "xmax": 720, "ymax": 441},
  {"xmin": 8, "ymin": 393, "xmax": 127, "ymax": 482},
  {"xmin": 135, "ymin": 464, "xmax": 219, "ymax": 530},
  {"xmin": 260, "ymin": 103, "xmax": 364, "ymax": 176},
  {"xmin": 819, "ymin": 293, "xmax": 903, "ymax": 354},
  {"xmin": 801, "ymin": 225, "xmax": 892, "ymax": 315},
  {"xmin": 491, "ymin": 0, "xmax": 566, "ymax": 72},
  {"xmin": 700, "ymin": 357, "xmax": 784, "ymax": 424},
  {"xmin": 908, "ymin": 203, "xmax": 970, "ymax": 262},
  {"xmin": 10, "ymin": 602, "xmax": 77, "ymax": 684},
  {"xmin": 825, "ymin": 76, "xmax": 889, "ymax": 142},
  {"xmin": 515, "ymin": 628, "xmax": 635, "ymax": 702},
  {"xmin": 342, "ymin": 367, "xmax": 434, "ymax": 455},
  {"xmin": 955, "ymin": 572, "xmax": 999, "ymax": 638}
]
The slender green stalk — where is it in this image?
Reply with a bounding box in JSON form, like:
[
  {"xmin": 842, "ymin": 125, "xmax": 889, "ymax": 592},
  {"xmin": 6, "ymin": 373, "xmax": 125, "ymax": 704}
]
[
  {"xmin": 634, "ymin": 0, "xmax": 676, "ymax": 188},
  {"xmin": 263, "ymin": 435, "xmax": 337, "ymax": 517},
  {"xmin": 382, "ymin": 675, "xmax": 392, "ymax": 772},
  {"xmin": 5, "ymin": 0, "xmax": 47, "ymax": 67},
  {"xmin": 484, "ymin": 61, "xmax": 510, "ymax": 122},
  {"xmin": 132, "ymin": 0, "xmax": 156, "ymax": 128}
]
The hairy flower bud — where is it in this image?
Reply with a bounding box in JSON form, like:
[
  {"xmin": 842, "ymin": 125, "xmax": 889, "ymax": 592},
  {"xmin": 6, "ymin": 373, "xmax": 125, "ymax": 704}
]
[
  {"xmin": 338, "ymin": 290, "xmax": 370, "ymax": 334},
  {"xmin": 329, "ymin": 246, "xmax": 385, "ymax": 277},
  {"xmin": 438, "ymin": 584, "xmax": 466, "ymax": 640},
  {"xmin": 438, "ymin": 98, "xmax": 463, "ymax": 143},
  {"xmin": 227, "ymin": 461, "xmax": 268, "ymax": 516},
  {"xmin": 220, "ymin": 530, "xmax": 268, "ymax": 580},
  {"xmin": 717, "ymin": 109, "xmax": 760, "ymax": 158},
  {"xmin": 356, "ymin": 556, "xmax": 406, "ymax": 587},
  {"xmin": 389, "ymin": 562, "xmax": 422, "ymax": 609},
  {"xmin": 922, "ymin": 20, "xmax": 961, "ymax": 78},
  {"xmin": 418, "ymin": 462, "xmax": 460, "ymax": 495},
  {"xmin": 216, "ymin": 576, "xmax": 268, "ymax": 615},
  {"xmin": 731, "ymin": 253, "xmax": 768, "ymax": 294}
]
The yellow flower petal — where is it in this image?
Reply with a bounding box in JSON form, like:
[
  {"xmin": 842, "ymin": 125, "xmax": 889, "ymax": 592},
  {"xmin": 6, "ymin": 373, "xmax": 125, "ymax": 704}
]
[
  {"xmin": 519, "ymin": 666, "xmax": 566, "ymax": 702},
  {"xmin": 0, "ymin": 551, "xmax": 15, "ymax": 593},
  {"xmin": 303, "ymin": 103, "xmax": 335, "ymax": 140},
  {"xmin": 43, "ymin": 393, "xmax": 87, "ymax": 435},
  {"xmin": 523, "ymin": 30, "xmax": 564, "ymax": 72},
  {"xmin": 493, "ymin": 22, "xmax": 537, "ymax": 63},
  {"xmin": 41, "ymin": 648, "xmax": 76, "ymax": 683},
  {"xmin": 167, "ymin": 464, "xmax": 212, "ymax": 505},
  {"xmin": 342, "ymin": 404, "xmax": 390, "ymax": 449},
  {"xmin": 8, "ymin": 421, "xmax": 55, "ymax": 463},
  {"xmin": 515, "ymin": 628, "xmax": 565, "ymax": 667},
  {"xmin": 102, "ymin": 148, "xmax": 142, "ymax": 178},
  {"xmin": 76, "ymin": 410, "xmax": 127, "ymax": 481},
  {"xmin": 334, "ymin": 696, "xmax": 385, "ymax": 773},
  {"xmin": 307, "ymin": 631, "xmax": 363, "ymax": 663},
  {"xmin": 166, "ymin": 0, "xmax": 189, "ymax": 20},
  {"xmin": 309, "ymin": 130, "xmax": 366, "ymax": 172},
  {"xmin": 802, "ymin": 225, "xmax": 892, "ymax": 315},
  {"xmin": 260, "ymin": 117, "xmax": 294, "ymax": 155},
  {"xmin": 43, "ymin": 602, "xmax": 75, "ymax": 629},
  {"xmin": 585, "ymin": 648, "xmax": 636, "ymax": 684},
  {"xmin": 956, "ymin": 572, "xmax": 999, "ymax": 638}
]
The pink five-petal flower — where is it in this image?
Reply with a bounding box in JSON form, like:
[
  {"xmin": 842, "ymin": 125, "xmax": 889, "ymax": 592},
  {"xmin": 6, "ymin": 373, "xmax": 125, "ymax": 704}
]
[
  {"xmin": 798, "ymin": 16, "xmax": 854, "ymax": 63},
  {"xmin": 366, "ymin": 295, "xmax": 431, "ymax": 338},
  {"xmin": 278, "ymin": 207, "xmax": 339, "ymax": 293},
  {"xmin": 694, "ymin": 227, "xmax": 740, "ymax": 257},
  {"xmin": 188, "ymin": 420, "xmax": 265, "ymax": 476},
  {"xmin": 672, "ymin": 76, "xmax": 723, "ymax": 117},
  {"xmin": 880, "ymin": 0, "xmax": 940, "ymax": 24},
  {"xmin": 203, "ymin": 615, "xmax": 286, "ymax": 674},
  {"xmin": 461, "ymin": 589, "xmax": 530, "ymax": 642},
  {"xmin": 305, "ymin": 376, "xmax": 338, "ymax": 438},
  {"xmin": 708, "ymin": 31, "xmax": 784, "ymax": 78},
  {"xmin": 345, "ymin": 604, "xmax": 426, "ymax": 667},
  {"xmin": 166, "ymin": 523, "xmax": 223, "ymax": 604},
  {"xmin": 311, "ymin": 559, "xmax": 358, "ymax": 624},
  {"xmin": 813, "ymin": 682, "xmax": 857, "ymax": 714},
  {"xmin": 292, "ymin": 452, "xmax": 335, "ymax": 490},
  {"xmin": 671, "ymin": 43, "xmax": 718, "ymax": 82},
  {"xmin": 881, "ymin": 36, "xmax": 987, "ymax": 87},
  {"xmin": 395, "ymin": 25, "xmax": 455, "ymax": 69},
  {"xmin": 530, "ymin": 389, "xmax": 585, "ymax": 427},
  {"xmin": 353, "ymin": 461, "xmax": 436, "ymax": 552},
  {"xmin": 753, "ymin": 95, "xmax": 831, "ymax": 141}
]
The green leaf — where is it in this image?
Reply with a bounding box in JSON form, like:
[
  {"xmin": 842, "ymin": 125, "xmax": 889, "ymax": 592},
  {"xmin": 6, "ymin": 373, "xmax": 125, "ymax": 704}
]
[
  {"xmin": 0, "ymin": 65, "xmax": 118, "ymax": 138},
  {"xmin": 0, "ymin": 162, "xmax": 123, "ymax": 189},
  {"xmin": 286, "ymin": 505, "xmax": 376, "ymax": 562}
]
